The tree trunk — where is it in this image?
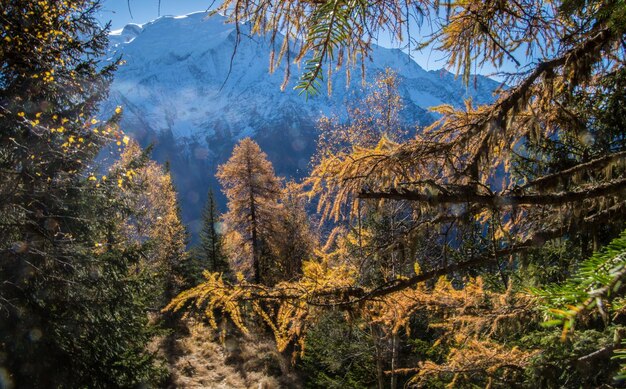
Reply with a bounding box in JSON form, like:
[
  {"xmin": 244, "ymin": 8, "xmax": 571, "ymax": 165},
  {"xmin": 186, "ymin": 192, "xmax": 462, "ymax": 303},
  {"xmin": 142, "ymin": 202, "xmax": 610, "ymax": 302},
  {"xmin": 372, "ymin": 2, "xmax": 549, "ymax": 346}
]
[
  {"xmin": 371, "ymin": 324, "xmax": 385, "ymax": 389},
  {"xmin": 246, "ymin": 154, "xmax": 260, "ymax": 284},
  {"xmin": 390, "ymin": 332, "xmax": 399, "ymax": 389}
]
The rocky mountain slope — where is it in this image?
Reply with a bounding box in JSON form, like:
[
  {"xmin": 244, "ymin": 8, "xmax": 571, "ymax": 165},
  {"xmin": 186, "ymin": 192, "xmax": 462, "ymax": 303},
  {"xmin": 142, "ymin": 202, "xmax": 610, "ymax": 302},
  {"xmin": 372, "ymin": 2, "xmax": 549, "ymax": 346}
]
[{"xmin": 103, "ymin": 11, "xmax": 501, "ymax": 236}]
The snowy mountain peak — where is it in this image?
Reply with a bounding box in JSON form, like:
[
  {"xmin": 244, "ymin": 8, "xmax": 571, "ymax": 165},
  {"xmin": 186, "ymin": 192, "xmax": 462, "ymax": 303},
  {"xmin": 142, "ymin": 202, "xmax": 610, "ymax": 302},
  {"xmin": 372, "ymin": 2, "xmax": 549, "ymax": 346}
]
[
  {"xmin": 105, "ymin": 11, "xmax": 499, "ymax": 137},
  {"xmin": 110, "ymin": 23, "xmax": 142, "ymax": 44},
  {"xmin": 102, "ymin": 12, "xmax": 500, "ymax": 231}
]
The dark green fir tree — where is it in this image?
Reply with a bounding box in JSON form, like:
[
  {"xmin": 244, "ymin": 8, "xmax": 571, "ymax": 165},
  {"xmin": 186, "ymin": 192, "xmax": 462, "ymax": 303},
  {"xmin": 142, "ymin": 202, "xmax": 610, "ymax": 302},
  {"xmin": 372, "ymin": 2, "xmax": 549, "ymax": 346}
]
[
  {"xmin": 200, "ymin": 188, "xmax": 228, "ymax": 274},
  {"xmin": 0, "ymin": 1, "xmax": 166, "ymax": 387}
]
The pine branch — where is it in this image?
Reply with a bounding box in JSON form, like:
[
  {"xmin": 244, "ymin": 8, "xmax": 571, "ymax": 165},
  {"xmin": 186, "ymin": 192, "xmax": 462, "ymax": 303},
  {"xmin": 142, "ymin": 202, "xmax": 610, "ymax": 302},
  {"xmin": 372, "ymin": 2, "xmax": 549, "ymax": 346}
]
[
  {"xmin": 535, "ymin": 230, "xmax": 626, "ymax": 329},
  {"xmin": 295, "ymin": 0, "xmax": 355, "ymax": 95},
  {"xmin": 458, "ymin": 27, "xmax": 613, "ymax": 173},
  {"xmin": 358, "ymin": 177, "xmax": 626, "ymax": 207},
  {"xmin": 516, "ymin": 150, "xmax": 626, "ymax": 191}
]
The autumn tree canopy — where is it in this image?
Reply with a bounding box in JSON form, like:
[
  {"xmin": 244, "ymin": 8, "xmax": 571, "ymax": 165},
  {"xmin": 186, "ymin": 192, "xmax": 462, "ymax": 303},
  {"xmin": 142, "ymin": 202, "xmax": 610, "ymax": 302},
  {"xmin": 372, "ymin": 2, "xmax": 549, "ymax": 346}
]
[
  {"xmin": 11, "ymin": 0, "xmax": 619, "ymax": 387},
  {"xmin": 170, "ymin": 0, "xmax": 626, "ymax": 386},
  {"xmin": 217, "ymin": 138, "xmax": 284, "ymax": 284}
]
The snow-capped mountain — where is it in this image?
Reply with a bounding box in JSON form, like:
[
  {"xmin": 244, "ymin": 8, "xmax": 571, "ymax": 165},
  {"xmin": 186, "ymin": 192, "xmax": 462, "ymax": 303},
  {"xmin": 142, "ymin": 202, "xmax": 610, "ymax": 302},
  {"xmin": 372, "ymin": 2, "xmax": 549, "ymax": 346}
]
[{"xmin": 103, "ymin": 11, "xmax": 500, "ymax": 235}]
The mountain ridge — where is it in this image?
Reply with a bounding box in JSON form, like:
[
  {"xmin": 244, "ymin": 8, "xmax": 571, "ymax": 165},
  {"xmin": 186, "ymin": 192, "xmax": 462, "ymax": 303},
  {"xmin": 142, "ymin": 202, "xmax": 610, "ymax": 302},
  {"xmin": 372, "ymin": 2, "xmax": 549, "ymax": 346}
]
[{"xmin": 102, "ymin": 11, "xmax": 501, "ymax": 237}]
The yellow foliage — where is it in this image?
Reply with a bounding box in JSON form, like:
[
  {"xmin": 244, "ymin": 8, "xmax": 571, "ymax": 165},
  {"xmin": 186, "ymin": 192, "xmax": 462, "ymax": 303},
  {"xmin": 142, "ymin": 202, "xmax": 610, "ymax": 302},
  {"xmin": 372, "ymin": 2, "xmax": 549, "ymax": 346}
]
[
  {"xmin": 163, "ymin": 3, "xmax": 623, "ymax": 385},
  {"xmin": 411, "ymin": 337, "xmax": 537, "ymax": 387},
  {"xmin": 166, "ymin": 255, "xmax": 359, "ymax": 352}
]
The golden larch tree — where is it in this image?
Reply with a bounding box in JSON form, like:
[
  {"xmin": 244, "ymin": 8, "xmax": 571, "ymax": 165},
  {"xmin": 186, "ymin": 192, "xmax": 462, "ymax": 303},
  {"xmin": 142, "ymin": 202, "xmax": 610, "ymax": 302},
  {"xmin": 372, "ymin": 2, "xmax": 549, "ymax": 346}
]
[
  {"xmin": 112, "ymin": 141, "xmax": 189, "ymax": 306},
  {"xmin": 217, "ymin": 138, "xmax": 283, "ymax": 284}
]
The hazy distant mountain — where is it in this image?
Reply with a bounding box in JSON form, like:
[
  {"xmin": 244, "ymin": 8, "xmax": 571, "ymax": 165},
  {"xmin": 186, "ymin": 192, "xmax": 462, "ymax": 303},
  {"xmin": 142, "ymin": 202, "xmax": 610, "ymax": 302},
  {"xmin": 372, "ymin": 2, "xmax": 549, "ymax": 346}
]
[{"xmin": 102, "ymin": 11, "xmax": 500, "ymax": 237}]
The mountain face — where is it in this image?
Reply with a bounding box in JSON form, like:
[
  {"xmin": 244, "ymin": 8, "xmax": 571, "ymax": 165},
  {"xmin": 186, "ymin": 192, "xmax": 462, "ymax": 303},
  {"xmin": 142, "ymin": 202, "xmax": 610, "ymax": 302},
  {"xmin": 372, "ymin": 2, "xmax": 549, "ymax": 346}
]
[{"xmin": 103, "ymin": 11, "xmax": 500, "ymax": 237}]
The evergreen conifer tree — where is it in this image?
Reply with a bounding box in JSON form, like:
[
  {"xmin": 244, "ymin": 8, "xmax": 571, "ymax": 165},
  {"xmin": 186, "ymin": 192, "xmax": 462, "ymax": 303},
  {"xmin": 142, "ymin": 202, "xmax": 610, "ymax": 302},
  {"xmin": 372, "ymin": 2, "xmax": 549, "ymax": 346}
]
[
  {"xmin": 200, "ymin": 188, "xmax": 227, "ymax": 273},
  {"xmin": 0, "ymin": 2, "xmax": 165, "ymax": 386}
]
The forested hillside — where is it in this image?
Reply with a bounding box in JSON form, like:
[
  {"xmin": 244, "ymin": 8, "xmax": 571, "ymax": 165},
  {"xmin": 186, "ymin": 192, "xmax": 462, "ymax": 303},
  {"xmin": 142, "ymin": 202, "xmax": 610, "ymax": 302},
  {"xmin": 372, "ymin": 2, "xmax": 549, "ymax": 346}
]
[{"xmin": 1, "ymin": 0, "xmax": 625, "ymax": 388}]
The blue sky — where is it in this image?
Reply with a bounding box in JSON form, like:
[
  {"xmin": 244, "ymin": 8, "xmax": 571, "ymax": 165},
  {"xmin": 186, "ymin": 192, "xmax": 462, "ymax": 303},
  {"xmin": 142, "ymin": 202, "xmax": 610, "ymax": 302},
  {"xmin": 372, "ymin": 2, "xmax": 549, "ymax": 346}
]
[{"xmin": 98, "ymin": 0, "xmax": 209, "ymax": 30}]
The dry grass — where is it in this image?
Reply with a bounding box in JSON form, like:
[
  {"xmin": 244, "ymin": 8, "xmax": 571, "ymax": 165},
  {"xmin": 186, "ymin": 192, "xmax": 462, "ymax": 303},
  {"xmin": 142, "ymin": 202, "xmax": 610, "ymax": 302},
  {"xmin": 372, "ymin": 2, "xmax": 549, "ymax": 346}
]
[{"xmin": 160, "ymin": 319, "xmax": 301, "ymax": 388}]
